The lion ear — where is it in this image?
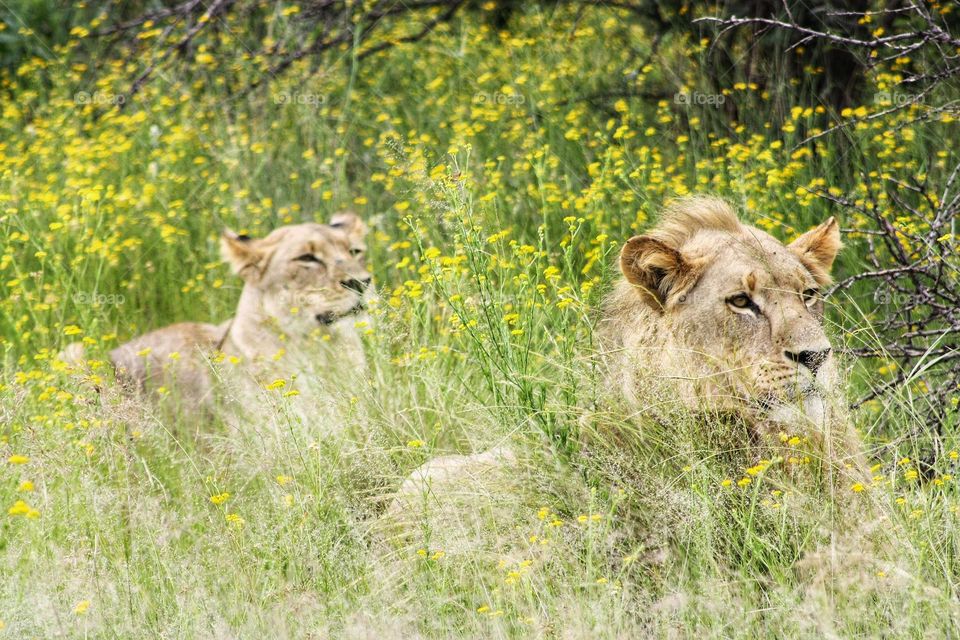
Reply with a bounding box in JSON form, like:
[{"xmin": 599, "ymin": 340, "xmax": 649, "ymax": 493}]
[
  {"xmin": 329, "ymin": 211, "xmax": 368, "ymax": 243},
  {"xmin": 620, "ymin": 236, "xmax": 700, "ymax": 311},
  {"xmin": 788, "ymin": 217, "xmax": 842, "ymax": 285},
  {"xmin": 221, "ymin": 229, "xmax": 267, "ymax": 282}
]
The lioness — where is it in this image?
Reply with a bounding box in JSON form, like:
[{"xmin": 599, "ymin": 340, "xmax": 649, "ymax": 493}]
[
  {"xmin": 91, "ymin": 212, "xmax": 373, "ymax": 406},
  {"xmin": 598, "ymin": 195, "xmax": 842, "ymax": 432}
]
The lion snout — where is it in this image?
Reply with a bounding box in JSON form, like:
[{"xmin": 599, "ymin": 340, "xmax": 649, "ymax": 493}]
[
  {"xmin": 340, "ymin": 276, "xmax": 372, "ymax": 294},
  {"xmin": 783, "ymin": 347, "xmax": 832, "ymax": 374}
]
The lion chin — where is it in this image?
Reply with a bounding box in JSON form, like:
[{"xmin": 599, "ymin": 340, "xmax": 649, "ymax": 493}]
[
  {"xmin": 764, "ymin": 393, "xmax": 828, "ymax": 427},
  {"xmin": 315, "ymin": 301, "xmax": 367, "ymax": 325}
]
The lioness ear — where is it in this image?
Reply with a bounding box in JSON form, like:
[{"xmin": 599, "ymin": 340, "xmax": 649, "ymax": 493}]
[
  {"xmin": 788, "ymin": 217, "xmax": 842, "ymax": 285},
  {"xmin": 329, "ymin": 211, "xmax": 368, "ymax": 243},
  {"xmin": 221, "ymin": 229, "xmax": 267, "ymax": 282},
  {"xmin": 620, "ymin": 236, "xmax": 699, "ymax": 311}
]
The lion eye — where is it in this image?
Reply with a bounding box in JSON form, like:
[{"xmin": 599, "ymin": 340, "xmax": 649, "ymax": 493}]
[
  {"xmin": 295, "ymin": 254, "xmax": 323, "ymax": 265},
  {"xmin": 727, "ymin": 293, "xmax": 752, "ymax": 308},
  {"xmin": 802, "ymin": 288, "xmax": 820, "ymax": 305},
  {"xmin": 349, "ymin": 248, "xmax": 364, "ymax": 257}
]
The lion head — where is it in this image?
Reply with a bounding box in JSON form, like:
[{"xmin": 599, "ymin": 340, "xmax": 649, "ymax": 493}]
[
  {"xmin": 601, "ymin": 196, "xmax": 843, "ymax": 426},
  {"xmin": 220, "ymin": 212, "xmax": 373, "ymax": 360}
]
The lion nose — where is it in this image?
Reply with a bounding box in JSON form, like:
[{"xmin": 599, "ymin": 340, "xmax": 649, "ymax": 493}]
[
  {"xmin": 341, "ymin": 277, "xmax": 371, "ymax": 293},
  {"xmin": 785, "ymin": 348, "xmax": 831, "ymax": 374}
]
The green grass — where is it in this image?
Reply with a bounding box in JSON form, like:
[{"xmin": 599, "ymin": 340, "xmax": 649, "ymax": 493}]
[{"xmin": 1, "ymin": 3, "xmax": 958, "ymax": 637}]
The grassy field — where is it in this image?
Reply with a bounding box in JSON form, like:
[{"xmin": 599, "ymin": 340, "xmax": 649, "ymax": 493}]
[{"xmin": 1, "ymin": 3, "xmax": 958, "ymax": 637}]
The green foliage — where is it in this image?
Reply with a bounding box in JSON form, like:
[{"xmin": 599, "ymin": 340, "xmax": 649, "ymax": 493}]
[{"xmin": 0, "ymin": 3, "xmax": 957, "ymax": 637}]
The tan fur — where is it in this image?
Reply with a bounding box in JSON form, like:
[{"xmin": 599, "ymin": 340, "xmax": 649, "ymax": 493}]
[
  {"xmin": 788, "ymin": 216, "xmax": 842, "ymax": 285},
  {"xmin": 620, "ymin": 236, "xmax": 705, "ymax": 309},
  {"xmin": 382, "ymin": 447, "xmax": 520, "ymax": 553},
  {"xmin": 108, "ymin": 322, "xmax": 228, "ymax": 406},
  {"xmin": 646, "ymin": 195, "xmax": 742, "ymax": 248},
  {"xmin": 599, "ymin": 196, "xmax": 847, "ymax": 437},
  {"xmin": 100, "ymin": 213, "xmax": 373, "ymax": 405}
]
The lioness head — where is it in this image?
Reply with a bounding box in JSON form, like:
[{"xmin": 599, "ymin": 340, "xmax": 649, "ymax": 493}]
[
  {"xmin": 221, "ymin": 212, "xmax": 372, "ymax": 347},
  {"xmin": 611, "ymin": 196, "xmax": 842, "ymax": 424}
]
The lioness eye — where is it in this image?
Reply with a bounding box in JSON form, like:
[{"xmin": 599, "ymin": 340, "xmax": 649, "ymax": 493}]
[
  {"xmin": 295, "ymin": 254, "xmax": 323, "ymax": 264},
  {"xmin": 802, "ymin": 288, "xmax": 820, "ymax": 304},
  {"xmin": 727, "ymin": 293, "xmax": 754, "ymax": 310},
  {"xmin": 349, "ymin": 248, "xmax": 363, "ymax": 257}
]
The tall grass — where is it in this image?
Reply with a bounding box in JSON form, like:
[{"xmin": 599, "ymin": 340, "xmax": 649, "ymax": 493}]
[{"xmin": 0, "ymin": 4, "xmax": 957, "ymax": 637}]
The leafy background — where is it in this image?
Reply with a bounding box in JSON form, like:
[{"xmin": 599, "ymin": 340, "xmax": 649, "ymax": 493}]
[{"xmin": 0, "ymin": 1, "xmax": 958, "ymax": 637}]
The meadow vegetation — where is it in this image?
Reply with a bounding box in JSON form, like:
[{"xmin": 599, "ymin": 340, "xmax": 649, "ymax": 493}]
[{"xmin": 0, "ymin": 2, "xmax": 958, "ymax": 637}]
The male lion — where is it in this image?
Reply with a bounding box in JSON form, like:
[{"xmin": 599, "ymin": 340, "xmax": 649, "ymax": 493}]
[
  {"xmin": 598, "ymin": 195, "xmax": 843, "ymax": 433},
  {"xmin": 79, "ymin": 212, "xmax": 373, "ymax": 407},
  {"xmin": 388, "ymin": 196, "xmax": 863, "ymax": 560}
]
